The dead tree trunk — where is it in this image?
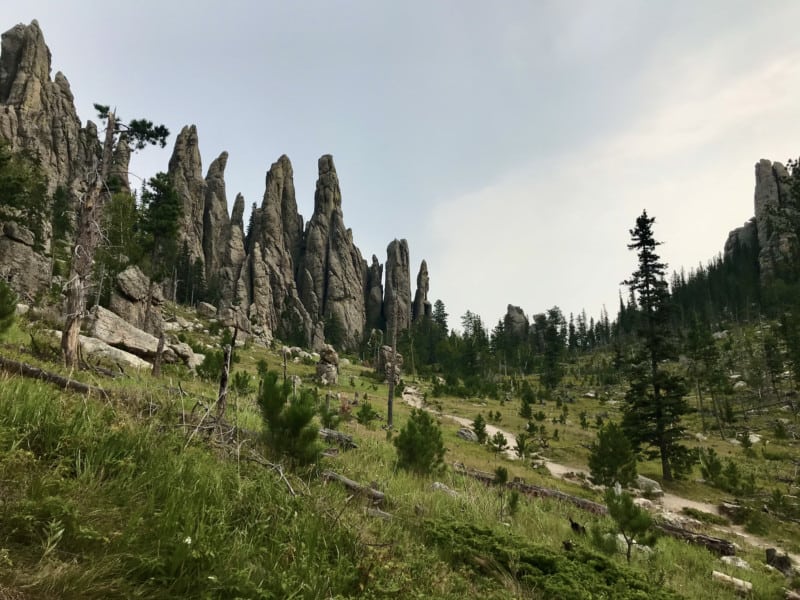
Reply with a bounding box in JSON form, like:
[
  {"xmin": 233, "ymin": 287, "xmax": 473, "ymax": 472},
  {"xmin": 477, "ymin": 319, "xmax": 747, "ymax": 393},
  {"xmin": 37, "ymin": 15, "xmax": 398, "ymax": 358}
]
[
  {"xmin": 62, "ymin": 113, "xmax": 117, "ymax": 369},
  {"xmin": 387, "ymin": 302, "xmax": 399, "ymax": 429},
  {"xmin": 216, "ymin": 327, "xmax": 238, "ymax": 419},
  {"xmin": 151, "ymin": 332, "xmax": 165, "ymax": 377}
]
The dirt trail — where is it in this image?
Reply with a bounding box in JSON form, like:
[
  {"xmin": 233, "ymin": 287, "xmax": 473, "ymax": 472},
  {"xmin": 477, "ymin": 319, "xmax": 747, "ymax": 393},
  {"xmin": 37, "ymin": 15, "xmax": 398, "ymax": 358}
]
[{"xmin": 402, "ymin": 386, "xmax": 800, "ymax": 565}]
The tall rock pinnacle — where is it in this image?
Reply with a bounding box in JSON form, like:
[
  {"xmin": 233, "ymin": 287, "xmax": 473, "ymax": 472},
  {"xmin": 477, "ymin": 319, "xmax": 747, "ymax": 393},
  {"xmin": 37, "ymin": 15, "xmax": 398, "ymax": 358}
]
[
  {"xmin": 203, "ymin": 151, "xmax": 230, "ymax": 279},
  {"xmin": 168, "ymin": 125, "xmax": 206, "ymax": 268},
  {"xmin": 384, "ymin": 239, "xmax": 411, "ymax": 336},
  {"xmin": 412, "ymin": 259, "xmax": 431, "ymax": 322},
  {"xmin": 241, "ymin": 154, "xmax": 313, "ymax": 345},
  {"xmin": 297, "ymin": 155, "xmax": 367, "ymax": 350}
]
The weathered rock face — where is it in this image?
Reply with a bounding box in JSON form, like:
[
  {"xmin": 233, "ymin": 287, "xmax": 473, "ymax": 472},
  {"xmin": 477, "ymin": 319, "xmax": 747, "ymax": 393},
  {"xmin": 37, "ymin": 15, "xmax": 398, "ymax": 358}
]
[
  {"xmin": 0, "ymin": 20, "xmax": 96, "ymax": 196},
  {"xmin": 0, "ymin": 21, "xmax": 436, "ymax": 352},
  {"xmin": 241, "ymin": 155, "xmax": 313, "ymax": 344},
  {"xmin": 365, "ymin": 255, "xmax": 384, "ymax": 332},
  {"xmin": 108, "ymin": 265, "xmax": 164, "ymax": 335},
  {"xmin": 297, "ymin": 155, "xmax": 367, "ymax": 350},
  {"xmin": 168, "ymin": 125, "xmax": 206, "ymax": 267},
  {"xmin": 202, "ymin": 151, "xmax": 230, "ymax": 279},
  {"xmin": 412, "ymin": 259, "xmax": 431, "ymax": 323},
  {"xmin": 753, "ymin": 159, "xmax": 799, "ymax": 284},
  {"xmin": 504, "ymin": 304, "xmax": 529, "ymax": 338},
  {"xmin": 383, "ymin": 239, "xmax": 411, "ymax": 336},
  {"xmin": 0, "ymin": 222, "xmax": 50, "ymax": 297},
  {"xmin": 0, "ymin": 21, "xmax": 98, "ymax": 297},
  {"xmin": 217, "ymin": 193, "xmax": 248, "ymax": 326},
  {"xmin": 723, "ymin": 218, "xmax": 757, "ymax": 261}
]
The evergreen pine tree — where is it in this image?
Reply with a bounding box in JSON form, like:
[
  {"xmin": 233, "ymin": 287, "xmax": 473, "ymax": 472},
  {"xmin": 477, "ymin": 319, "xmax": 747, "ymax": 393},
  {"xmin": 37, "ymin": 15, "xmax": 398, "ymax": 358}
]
[
  {"xmin": 394, "ymin": 409, "xmax": 445, "ymax": 474},
  {"xmin": 621, "ymin": 210, "xmax": 693, "ymax": 481},
  {"xmin": 257, "ymin": 370, "xmax": 320, "ymax": 465},
  {"xmin": 605, "ymin": 486, "xmax": 655, "ymax": 563},
  {"xmin": 588, "ymin": 422, "xmax": 637, "ymax": 487}
]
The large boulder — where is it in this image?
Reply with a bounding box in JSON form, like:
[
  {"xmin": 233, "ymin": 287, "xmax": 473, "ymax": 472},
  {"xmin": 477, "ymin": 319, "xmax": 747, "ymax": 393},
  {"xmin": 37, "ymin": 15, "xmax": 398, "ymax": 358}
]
[
  {"xmin": 109, "ymin": 265, "xmax": 164, "ymax": 335},
  {"xmin": 87, "ymin": 306, "xmax": 174, "ymax": 362},
  {"xmin": 197, "ymin": 301, "xmax": 217, "ymax": 318},
  {"xmin": 78, "ymin": 335, "xmax": 152, "ymax": 371},
  {"xmin": 46, "ymin": 329, "xmax": 151, "ymax": 371},
  {"xmin": 316, "ymin": 343, "xmax": 339, "ymax": 386}
]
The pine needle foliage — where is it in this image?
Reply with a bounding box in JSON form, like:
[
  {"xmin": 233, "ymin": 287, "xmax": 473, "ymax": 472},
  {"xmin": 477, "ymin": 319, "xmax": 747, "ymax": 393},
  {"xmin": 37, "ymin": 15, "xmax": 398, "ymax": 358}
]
[
  {"xmin": 257, "ymin": 370, "xmax": 320, "ymax": 465},
  {"xmin": 394, "ymin": 408, "xmax": 445, "ymax": 474},
  {"xmin": 588, "ymin": 421, "xmax": 637, "ymax": 487}
]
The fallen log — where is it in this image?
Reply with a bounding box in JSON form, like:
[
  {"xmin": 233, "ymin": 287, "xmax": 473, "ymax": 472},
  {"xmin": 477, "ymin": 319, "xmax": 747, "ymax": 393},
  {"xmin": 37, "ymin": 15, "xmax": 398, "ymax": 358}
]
[
  {"xmin": 454, "ymin": 463, "xmax": 607, "ymax": 515},
  {"xmin": 0, "ymin": 354, "xmax": 106, "ymax": 397},
  {"xmin": 322, "ymin": 470, "xmax": 384, "ymax": 505},
  {"xmin": 655, "ymin": 522, "xmax": 736, "ymax": 556},
  {"xmin": 712, "ymin": 570, "xmax": 752, "ymax": 595},
  {"xmin": 319, "ymin": 428, "xmax": 357, "ymax": 449},
  {"xmin": 454, "ymin": 462, "xmax": 737, "ymax": 555}
]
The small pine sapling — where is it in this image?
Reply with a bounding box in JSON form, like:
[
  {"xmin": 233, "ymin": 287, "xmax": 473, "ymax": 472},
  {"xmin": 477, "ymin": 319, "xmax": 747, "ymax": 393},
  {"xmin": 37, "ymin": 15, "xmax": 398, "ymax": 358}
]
[
  {"xmin": 472, "ymin": 413, "xmax": 488, "ymax": 444},
  {"xmin": 605, "ymin": 485, "xmax": 656, "ymax": 563},
  {"xmin": 394, "ymin": 409, "xmax": 445, "ymax": 474}
]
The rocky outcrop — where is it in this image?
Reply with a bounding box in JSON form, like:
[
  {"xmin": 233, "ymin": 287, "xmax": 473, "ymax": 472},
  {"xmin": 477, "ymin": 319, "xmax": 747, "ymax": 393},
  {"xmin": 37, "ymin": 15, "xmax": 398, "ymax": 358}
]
[
  {"xmin": 0, "ymin": 20, "xmax": 96, "ymax": 196},
  {"xmin": 78, "ymin": 334, "xmax": 152, "ymax": 371},
  {"xmin": 0, "ymin": 222, "xmax": 50, "ymax": 298},
  {"xmin": 316, "ymin": 343, "xmax": 339, "ymax": 385},
  {"xmin": 297, "ymin": 155, "xmax": 367, "ymax": 350},
  {"xmin": 723, "ymin": 218, "xmax": 757, "ymax": 261},
  {"xmin": 88, "ymin": 305, "xmax": 163, "ymax": 359},
  {"xmin": 0, "ymin": 21, "xmax": 98, "ymax": 297},
  {"xmin": 504, "ymin": 304, "xmax": 529, "ymax": 337},
  {"xmin": 168, "ymin": 125, "xmax": 206, "ymax": 267},
  {"xmin": 108, "ymin": 265, "xmax": 164, "ymax": 335},
  {"xmin": 377, "ymin": 345, "xmax": 403, "ymax": 384},
  {"xmin": 87, "ymin": 305, "xmax": 205, "ymax": 367},
  {"xmin": 383, "ymin": 239, "xmax": 411, "ymax": 335},
  {"xmin": 202, "ymin": 151, "xmax": 230, "ymax": 279},
  {"xmin": 241, "ymin": 155, "xmax": 313, "ymax": 344},
  {"xmin": 365, "ymin": 255, "xmax": 384, "ymax": 332},
  {"xmin": 753, "ymin": 159, "xmax": 799, "ymax": 284},
  {"xmin": 0, "ymin": 21, "xmax": 437, "ymax": 352},
  {"xmin": 412, "ymin": 260, "xmax": 431, "ymax": 323},
  {"xmin": 217, "ymin": 193, "xmax": 248, "ymax": 326}
]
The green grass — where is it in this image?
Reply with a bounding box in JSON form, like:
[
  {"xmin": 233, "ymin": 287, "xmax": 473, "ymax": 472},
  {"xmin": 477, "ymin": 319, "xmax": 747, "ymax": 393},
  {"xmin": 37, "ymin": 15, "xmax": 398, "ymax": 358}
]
[{"xmin": 0, "ymin": 315, "xmax": 797, "ymax": 598}]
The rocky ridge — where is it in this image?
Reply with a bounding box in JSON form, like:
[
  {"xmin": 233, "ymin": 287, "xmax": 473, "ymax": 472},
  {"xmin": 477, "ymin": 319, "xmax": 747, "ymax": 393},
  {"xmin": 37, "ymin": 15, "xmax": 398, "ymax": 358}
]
[
  {"xmin": 725, "ymin": 159, "xmax": 800, "ymax": 285},
  {"xmin": 0, "ymin": 20, "xmax": 431, "ymax": 351}
]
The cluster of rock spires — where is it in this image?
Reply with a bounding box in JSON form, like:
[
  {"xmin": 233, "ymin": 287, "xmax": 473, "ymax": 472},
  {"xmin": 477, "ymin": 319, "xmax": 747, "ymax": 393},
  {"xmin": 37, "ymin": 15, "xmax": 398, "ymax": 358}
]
[
  {"xmin": 0, "ymin": 20, "xmax": 433, "ymax": 351},
  {"xmin": 725, "ymin": 159, "xmax": 800, "ymax": 286}
]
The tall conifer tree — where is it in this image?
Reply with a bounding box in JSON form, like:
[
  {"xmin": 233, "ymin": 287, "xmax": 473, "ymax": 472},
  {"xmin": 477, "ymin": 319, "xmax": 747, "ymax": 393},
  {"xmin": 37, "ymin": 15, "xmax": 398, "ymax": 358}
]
[{"xmin": 621, "ymin": 211, "xmax": 693, "ymax": 481}]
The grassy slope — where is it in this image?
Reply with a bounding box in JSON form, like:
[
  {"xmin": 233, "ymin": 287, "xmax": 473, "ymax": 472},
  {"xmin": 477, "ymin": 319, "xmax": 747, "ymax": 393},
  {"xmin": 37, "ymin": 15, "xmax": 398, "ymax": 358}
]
[{"xmin": 0, "ymin": 313, "xmax": 794, "ymax": 599}]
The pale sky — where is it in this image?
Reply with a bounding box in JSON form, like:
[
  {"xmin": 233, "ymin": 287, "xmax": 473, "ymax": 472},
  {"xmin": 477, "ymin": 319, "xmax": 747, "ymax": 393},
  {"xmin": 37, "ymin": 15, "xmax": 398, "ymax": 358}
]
[{"xmin": 6, "ymin": 1, "xmax": 800, "ymax": 329}]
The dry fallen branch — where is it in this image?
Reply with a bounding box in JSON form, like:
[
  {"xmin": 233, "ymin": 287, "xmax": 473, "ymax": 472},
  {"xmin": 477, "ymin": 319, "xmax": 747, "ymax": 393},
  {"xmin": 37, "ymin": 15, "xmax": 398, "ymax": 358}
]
[
  {"xmin": 319, "ymin": 428, "xmax": 357, "ymax": 449},
  {"xmin": 712, "ymin": 570, "xmax": 752, "ymax": 595},
  {"xmin": 0, "ymin": 354, "xmax": 107, "ymax": 398},
  {"xmin": 244, "ymin": 452, "xmax": 297, "ymax": 497},
  {"xmin": 322, "ymin": 470, "xmax": 385, "ymax": 505}
]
